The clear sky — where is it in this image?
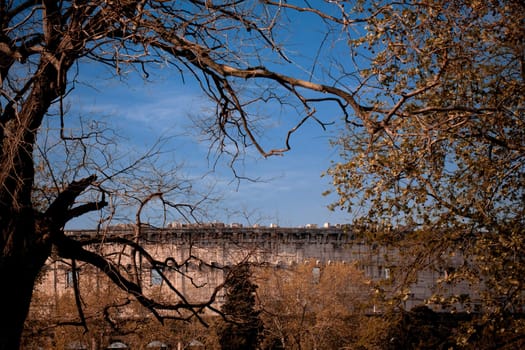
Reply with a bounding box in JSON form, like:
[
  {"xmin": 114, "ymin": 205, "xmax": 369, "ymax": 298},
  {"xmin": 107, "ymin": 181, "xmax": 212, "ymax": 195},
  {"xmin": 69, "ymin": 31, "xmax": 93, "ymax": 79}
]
[
  {"xmin": 62, "ymin": 6, "xmax": 355, "ymax": 229},
  {"xmin": 64, "ymin": 71, "xmax": 352, "ymax": 229}
]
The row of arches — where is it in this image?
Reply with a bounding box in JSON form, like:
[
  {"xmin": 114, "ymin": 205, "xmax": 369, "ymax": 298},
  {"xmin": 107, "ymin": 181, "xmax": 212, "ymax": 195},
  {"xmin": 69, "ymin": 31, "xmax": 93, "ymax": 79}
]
[{"xmin": 66, "ymin": 339, "xmax": 205, "ymax": 350}]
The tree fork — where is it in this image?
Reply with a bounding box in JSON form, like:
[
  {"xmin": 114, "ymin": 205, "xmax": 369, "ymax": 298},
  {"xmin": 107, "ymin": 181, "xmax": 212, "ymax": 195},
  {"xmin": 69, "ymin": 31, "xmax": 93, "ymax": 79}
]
[{"xmin": 0, "ymin": 175, "xmax": 105, "ymax": 349}]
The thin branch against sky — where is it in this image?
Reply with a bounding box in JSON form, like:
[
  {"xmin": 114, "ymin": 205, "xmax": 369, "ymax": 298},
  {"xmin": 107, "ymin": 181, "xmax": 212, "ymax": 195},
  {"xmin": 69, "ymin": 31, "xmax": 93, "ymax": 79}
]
[{"xmin": 59, "ymin": 12, "xmax": 353, "ymax": 228}]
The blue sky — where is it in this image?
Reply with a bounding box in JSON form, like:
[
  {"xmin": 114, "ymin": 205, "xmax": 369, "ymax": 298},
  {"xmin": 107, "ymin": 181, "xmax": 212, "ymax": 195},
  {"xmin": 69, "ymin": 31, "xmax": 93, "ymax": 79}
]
[
  {"xmin": 63, "ymin": 71, "xmax": 352, "ymax": 228},
  {"xmin": 61, "ymin": 6, "xmax": 356, "ymax": 229}
]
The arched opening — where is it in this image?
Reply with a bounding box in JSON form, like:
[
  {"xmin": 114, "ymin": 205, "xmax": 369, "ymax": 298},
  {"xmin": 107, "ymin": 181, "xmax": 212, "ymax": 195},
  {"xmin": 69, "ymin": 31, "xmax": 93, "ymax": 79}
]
[
  {"xmin": 146, "ymin": 340, "xmax": 169, "ymax": 349},
  {"xmin": 106, "ymin": 341, "xmax": 128, "ymax": 349}
]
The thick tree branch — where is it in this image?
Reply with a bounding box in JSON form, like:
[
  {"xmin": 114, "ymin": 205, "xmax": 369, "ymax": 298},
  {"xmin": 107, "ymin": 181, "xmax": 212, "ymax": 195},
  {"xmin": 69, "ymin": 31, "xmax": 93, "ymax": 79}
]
[
  {"xmin": 65, "ymin": 199, "xmax": 108, "ymax": 223},
  {"xmin": 55, "ymin": 233, "xmax": 220, "ymax": 324},
  {"xmin": 149, "ymin": 34, "xmax": 373, "ymax": 156},
  {"xmin": 44, "ymin": 175, "xmax": 105, "ymax": 227}
]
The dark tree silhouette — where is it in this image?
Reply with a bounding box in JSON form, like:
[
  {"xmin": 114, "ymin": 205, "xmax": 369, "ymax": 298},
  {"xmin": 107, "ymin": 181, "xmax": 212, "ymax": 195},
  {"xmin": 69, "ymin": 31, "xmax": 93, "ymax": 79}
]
[{"xmin": 217, "ymin": 263, "xmax": 263, "ymax": 350}]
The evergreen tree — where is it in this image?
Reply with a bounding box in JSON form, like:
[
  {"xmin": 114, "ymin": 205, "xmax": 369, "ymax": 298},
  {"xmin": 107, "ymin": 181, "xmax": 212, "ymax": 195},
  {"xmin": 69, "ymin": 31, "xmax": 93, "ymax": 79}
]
[{"xmin": 217, "ymin": 263, "xmax": 263, "ymax": 350}]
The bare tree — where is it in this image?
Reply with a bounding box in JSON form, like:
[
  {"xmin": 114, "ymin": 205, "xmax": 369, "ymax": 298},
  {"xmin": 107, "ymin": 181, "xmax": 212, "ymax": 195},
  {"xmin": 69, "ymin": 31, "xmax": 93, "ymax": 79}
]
[{"xmin": 0, "ymin": 1, "xmax": 376, "ymax": 348}]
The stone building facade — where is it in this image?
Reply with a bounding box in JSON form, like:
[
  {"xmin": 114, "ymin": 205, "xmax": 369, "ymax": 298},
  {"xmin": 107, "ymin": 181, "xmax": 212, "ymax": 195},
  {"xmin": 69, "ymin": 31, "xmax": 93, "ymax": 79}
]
[
  {"xmin": 34, "ymin": 224, "xmax": 476, "ymax": 309},
  {"xmin": 25, "ymin": 224, "xmax": 478, "ymax": 349}
]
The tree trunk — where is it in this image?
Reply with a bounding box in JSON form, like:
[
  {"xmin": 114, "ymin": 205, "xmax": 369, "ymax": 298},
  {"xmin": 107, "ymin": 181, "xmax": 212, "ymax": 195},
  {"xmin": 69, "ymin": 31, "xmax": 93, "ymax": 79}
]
[
  {"xmin": 0, "ymin": 255, "xmax": 44, "ymax": 350},
  {"xmin": 0, "ymin": 213, "xmax": 49, "ymax": 350},
  {"xmin": 0, "ymin": 39, "xmax": 75, "ymax": 346}
]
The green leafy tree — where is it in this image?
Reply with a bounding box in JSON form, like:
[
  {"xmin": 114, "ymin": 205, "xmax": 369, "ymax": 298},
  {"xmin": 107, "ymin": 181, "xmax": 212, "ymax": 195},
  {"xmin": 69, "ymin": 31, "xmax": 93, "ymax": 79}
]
[{"xmin": 217, "ymin": 263, "xmax": 263, "ymax": 350}]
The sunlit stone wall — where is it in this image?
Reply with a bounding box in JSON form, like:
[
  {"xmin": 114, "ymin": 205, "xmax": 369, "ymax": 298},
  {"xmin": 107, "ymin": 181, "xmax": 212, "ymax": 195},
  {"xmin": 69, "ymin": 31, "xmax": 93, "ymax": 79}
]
[{"xmin": 33, "ymin": 225, "xmax": 476, "ymax": 314}]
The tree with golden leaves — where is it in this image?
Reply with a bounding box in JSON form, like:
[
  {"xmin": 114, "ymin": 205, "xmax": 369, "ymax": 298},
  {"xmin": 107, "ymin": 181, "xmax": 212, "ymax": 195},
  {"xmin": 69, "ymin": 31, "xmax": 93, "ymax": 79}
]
[
  {"xmin": 325, "ymin": 0, "xmax": 525, "ymax": 346},
  {"xmin": 257, "ymin": 262, "xmax": 372, "ymax": 349}
]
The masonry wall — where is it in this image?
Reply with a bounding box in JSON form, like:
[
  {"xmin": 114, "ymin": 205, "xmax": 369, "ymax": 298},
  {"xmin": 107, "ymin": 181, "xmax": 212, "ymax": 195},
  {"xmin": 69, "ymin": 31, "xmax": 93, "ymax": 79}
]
[{"xmin": 32, "ymin": 225, "xmax": 476, "ymax": 315}]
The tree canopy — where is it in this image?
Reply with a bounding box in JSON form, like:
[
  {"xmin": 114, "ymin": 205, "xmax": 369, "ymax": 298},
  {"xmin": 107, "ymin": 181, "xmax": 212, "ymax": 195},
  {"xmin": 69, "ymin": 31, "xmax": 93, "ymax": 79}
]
[{"xmin": 325, "ymin": 0, "xmax": 525, "ymax": 332}]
